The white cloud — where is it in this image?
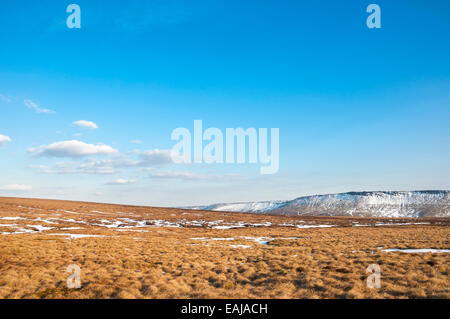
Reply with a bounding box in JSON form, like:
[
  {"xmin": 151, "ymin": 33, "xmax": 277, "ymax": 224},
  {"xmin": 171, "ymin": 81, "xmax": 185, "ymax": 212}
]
[
  {"xmin": 0, "ymin": 134, "xmax": 11, "ymax": 146},
  {"xmin": 130, "ymin": 140, "xmax": 144, "ymax": 144},
  {"xmin": 138, "ymin": 149, "xmax": 182, "ymax": 166},
  {"xmin": 28, "ymin": 147, "xmax": 185, "ymax": 176},
  {"xmin": 77, "ymin": 159, "xmax": 117, "ymax": 174},
  {"xmin": 30, "ymin": 159, "xmax": 118, "ymax": 175},
  {"xmin": 0, "ymin": 184, "xmax": 32, "ymax": 191},
  {"xmin": 73, "ymin": 120, "xmax": 98, "ymax": 129},
  {"xmin": 24, "ymin": 99, "xmax": 54, "ymax": 114},
  {"xmin": 106, "ymin": 179, "xmax": 136, "ymax": 185},
  {"xmin": 28, "ymin": 157, "xmax": 142, "ymax": 175},
  {"xmin": 28, "ymin": 140, "xmax": 118, "ymax": 158}
]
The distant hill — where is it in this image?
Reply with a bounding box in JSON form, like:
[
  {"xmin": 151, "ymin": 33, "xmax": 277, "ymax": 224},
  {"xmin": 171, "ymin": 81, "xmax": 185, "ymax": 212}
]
[{"xmin": 187, "ymin": 191, "xmax": 450, "ymax": 217}]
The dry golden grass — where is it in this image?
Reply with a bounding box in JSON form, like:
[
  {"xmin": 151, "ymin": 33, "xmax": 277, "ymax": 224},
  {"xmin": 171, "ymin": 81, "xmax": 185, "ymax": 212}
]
[{"xmin": 0, "ymin": 197, "xmax": 448, "ymax": 299}]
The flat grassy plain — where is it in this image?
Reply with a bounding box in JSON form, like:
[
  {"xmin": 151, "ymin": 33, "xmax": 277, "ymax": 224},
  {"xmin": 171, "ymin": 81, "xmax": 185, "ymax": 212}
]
[{"xmin": 0, "ymin": 197, "xmax": 448, "ymax": 299}]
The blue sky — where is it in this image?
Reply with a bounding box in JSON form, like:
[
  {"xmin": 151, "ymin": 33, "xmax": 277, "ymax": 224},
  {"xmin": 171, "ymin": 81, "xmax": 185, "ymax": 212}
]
[{"xmin": 0, "ymin": 0, "xmax": 449, "ymax": 206}]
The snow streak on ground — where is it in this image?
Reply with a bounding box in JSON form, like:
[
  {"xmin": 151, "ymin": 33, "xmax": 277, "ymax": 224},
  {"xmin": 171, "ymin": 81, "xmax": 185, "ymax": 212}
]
[{"xmin": 381, "ymin": 248, "xmax": 450, "ymax": 253}]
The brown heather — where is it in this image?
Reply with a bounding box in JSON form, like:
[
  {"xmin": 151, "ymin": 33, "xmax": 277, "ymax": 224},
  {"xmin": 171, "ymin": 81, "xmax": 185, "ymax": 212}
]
[{"xmin": 0, "ymin": 197, "xmax": 448, "ymax": 299}]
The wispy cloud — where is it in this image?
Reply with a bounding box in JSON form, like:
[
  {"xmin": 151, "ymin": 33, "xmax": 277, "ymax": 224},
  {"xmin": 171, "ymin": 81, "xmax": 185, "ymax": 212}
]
[
  {"xmin": 106, "ymin": 179, "xmax": 136, "ymax": 185},
  {"xmin": 0, "ymin": 134, "xmax": 11, "ymax": 146},
  {"xmin": 24, "ymin": 99, "xmax": 54, "ymax": 114},
  {"xmin": 137, "ymin": 149, "xmax": 183, "ymax": 166},
  {"xmin": 0, "ymin": 184, "xmax": 32, "ymax": 191},
  {"xmin": 30, "ymin": 159, "xmax": 117, "ymax": 175},
  {"xmin": 130, "ymin": 140, "xmax": 144, "ymax": 144},
  {"xmin": 28, "ymin": 140, "xmax": 118, "ymax": 158},
  {"xmin": 27, "ymin": 145, "xmax": 187, "ymax": 177},
  {"xmin": 73, "ymin": 120, "xmax": 98, "ymax": 129},
  {"xmin": 148, "ymin": 170, "xmax": 240, "ymax": 181}
]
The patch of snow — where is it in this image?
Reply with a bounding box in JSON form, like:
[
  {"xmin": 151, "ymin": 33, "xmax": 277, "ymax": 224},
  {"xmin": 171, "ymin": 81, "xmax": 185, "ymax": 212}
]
[
  {"xmin": 212, "ymin": 225, "xmax": 245, "ymax": 230},
  {"xmin": 0, "ymin": 223, "xmax": 18, "ymax": 227},
  {"xmin": 191, "ymin": 237, "xmax": 235, "ymax": 241},
  {"xmin": 230, "ymin": 244, "xmax": 252, "ymax": 249},
  {"xmin": 241, "ymin": 236, "xmax": 273, "ymax": 245},
  {"xmin": 114, "ymin": 229, "xmax": 148, "ymax": 232},
  {"xmin": 57, "ymin": 210, "xmax": 80, "ymax": 214},
  {"xmin": 49, "ymin": 233, "xmax": 114, "ymax": 239},
  {"xmin": 296, "ymin": 224, "xmax": 336, "ymax": 229},
  {"xmin": 27, "ymin": 225, "xmax": 54, "ymax": 232},
  {"xmin": 381, "ymin": 248, "xmax": 450, "ymax": 253},
  {"xmin": 32, "ymin": 217, "xmax": 58, "ymax": 224}
]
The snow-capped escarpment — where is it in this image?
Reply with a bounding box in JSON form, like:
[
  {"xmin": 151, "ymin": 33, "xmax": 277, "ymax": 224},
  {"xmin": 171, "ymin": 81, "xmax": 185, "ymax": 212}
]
[
  {"xmin": 193, "ymin": 200, "xmax": 286, "ymax": 214},
  {"xmin": 188, "ymin": 191, "xmax": 450, "ymax": 217}
]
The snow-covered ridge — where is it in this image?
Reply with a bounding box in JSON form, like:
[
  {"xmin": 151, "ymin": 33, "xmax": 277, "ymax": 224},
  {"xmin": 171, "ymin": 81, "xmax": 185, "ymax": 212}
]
[
  {"xmin": 187, "ymin": 191, "xmax": 450, "ymax": 218},
  {"xmin": 194, "ymin": 200, "xmax": 286, "ymax": 213}
]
